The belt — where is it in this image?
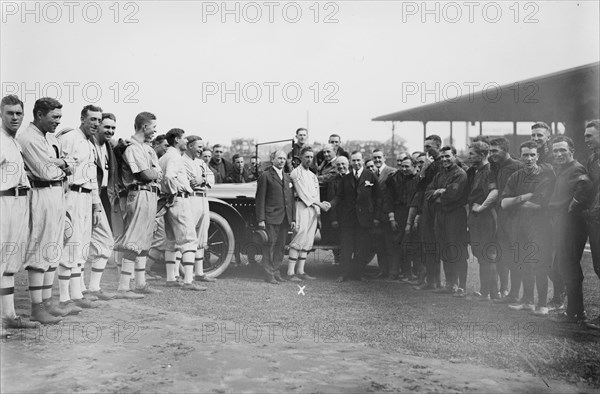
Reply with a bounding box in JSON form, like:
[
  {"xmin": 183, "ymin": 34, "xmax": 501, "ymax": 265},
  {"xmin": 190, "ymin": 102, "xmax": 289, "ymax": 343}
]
[
  {"xmin": 0, "ymin": 187, "xmax": 29, "ymax": 197},
  {"xmin": 190, "ymin": 190, "xmax": 206, "ymax": 197},
  {"xmin": 70, "ymin": 185, "xmax": 92, "ymax": 193},
  {"xmin": 127, "ymin": 184, "xmax": 160, "ymax": 194},
  {"xmin": 30, "ymin": 180, "xmax": 63, "ymax": 188},
  {"xmin": 176, "ymin": 191, "xmax": 190, "ymax": 198}
]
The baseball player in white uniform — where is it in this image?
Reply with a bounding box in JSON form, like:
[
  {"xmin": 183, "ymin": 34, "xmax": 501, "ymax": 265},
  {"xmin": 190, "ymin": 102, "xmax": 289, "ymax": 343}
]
[
  {"xmin": 84, "ymin": 112, "xmax": 118, "ymax": 300},
  {"xmin": 0, "ymin": 95, "xmax": 43, "ymax": 330},
  {"xmin": 114, "ymin": 112, "xmax": 163, "ymax": 298},
  {"xmin": 56, "ymin": 105, "xmax": 105, "ymax": 309},
  {"xmin": 18, "ymin": 97, "xmax": 76, "ymax": 322},
  {"xmin": 182, "ymin": 135, "xmax": 216, "ymax": 283},
  {"xmin": 159, "ymin": 129, "xmax": 205, "ymax": 291},
  {"xmin": 144, "ymin": 135, "xmax": 170, "ymax": 281},
  {"xmin": 288, "ymin": 146, "xmax": 325, "ymax": 281}
]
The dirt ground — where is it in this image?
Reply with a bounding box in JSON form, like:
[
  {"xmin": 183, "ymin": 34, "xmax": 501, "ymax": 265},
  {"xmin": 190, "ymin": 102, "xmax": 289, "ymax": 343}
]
[{"xmin": 1, "ymin": 253, "xmax": 599, "ymax": 393}]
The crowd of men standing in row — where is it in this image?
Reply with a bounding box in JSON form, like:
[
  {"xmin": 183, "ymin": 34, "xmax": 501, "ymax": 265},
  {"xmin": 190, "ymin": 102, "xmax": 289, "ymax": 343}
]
[
  {"xmin": 1, "ymin": 93, "xmax": 599, "ymax": 333},
  {"xmin": 254, "ymin": 124, "xmax": 600, "ymax": 331},
  {"xmin": 0, "ymin": 95, "xmax": 226, "ymax": 332}
]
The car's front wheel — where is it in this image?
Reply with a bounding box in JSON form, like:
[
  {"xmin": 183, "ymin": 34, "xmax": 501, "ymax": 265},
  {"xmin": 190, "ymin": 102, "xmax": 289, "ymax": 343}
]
[{"xmin": 203, "ymin": 211, "xmax": 235, "ymax": 278}]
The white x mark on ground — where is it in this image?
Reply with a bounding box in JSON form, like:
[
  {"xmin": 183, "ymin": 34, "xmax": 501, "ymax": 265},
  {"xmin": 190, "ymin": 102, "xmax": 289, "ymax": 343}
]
[{"xmin": 297, "ymin": 285, "xmax": 306, "ymax": 296}]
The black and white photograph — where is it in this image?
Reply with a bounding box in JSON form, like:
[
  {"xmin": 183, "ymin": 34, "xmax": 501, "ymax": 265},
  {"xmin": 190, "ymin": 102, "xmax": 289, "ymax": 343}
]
[{"xmin": 1, "ymin": 1, "xmax": 599, "ymax": 392}]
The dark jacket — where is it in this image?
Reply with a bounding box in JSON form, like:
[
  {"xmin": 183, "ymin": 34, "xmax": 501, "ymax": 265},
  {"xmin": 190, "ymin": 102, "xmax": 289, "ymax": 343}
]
[
  {"xmin": 330, "ymin": 168, "xmax": 381, "ymax": 227},
  {"xmin": 255, "ymin": 167, "xmax": 295, "ymax": 225},
  {"xmin": 426, "ymin": 163, "xmax": 468, "ymax": 213},
  {"xmin": 225, "ymin": 166, "xmax": 257, "ymax": 183},
  {"xmin": 325, "ymin": 172, "xmax": 343, "ymax": 223},
  {"xmin": 315, "ymin": 147, "xmax": 350, "ymax": 167},
  {"xmin": 209, "ymin": 158, "xmax": 234, "ymax": 184},
  {"xmin": 383, "ymin": 172, "xmax": 418, "ymax": 216},
  {"xmin": 466, "ymin": 163, "xmax": 492, "ymax": 206},
  {"xmin": 549, "ymin": 160, "xmax": 590, "ymax": 213},
  {"xmin": 585, "ymin": 151, "xmax": 600, "ymax": 222},
  {"xmin": 375, "ymin": 165, "xmax": 396, "ymax": 220}
]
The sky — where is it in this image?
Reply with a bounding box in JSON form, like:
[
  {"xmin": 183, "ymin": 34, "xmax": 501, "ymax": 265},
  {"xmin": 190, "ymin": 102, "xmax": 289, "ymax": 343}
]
[{"xmin": 1, "ymin": 0, "xmax": 599, "ymax": 153}]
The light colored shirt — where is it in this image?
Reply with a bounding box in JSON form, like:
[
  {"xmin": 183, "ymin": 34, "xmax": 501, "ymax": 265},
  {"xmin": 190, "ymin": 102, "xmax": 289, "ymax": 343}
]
[
  {"xmin": 291, "ymin": 165, "xmax": 320, "ymax": 208},
  {"xmin": 354, "ymin": 168, "xmax": 363, "ymax": 179},
  {"xmin": 274, "ymin": 166, "xmax": 283, "ymax": 180},
  {"xmin": 0, "ymin": 128, "xmax": 30, "ymax": 191},
  {"xmin": 122, "ymin": 135, "xmax": 161, "ymax": 188},
  {"xmin": 183, "ymin": 153, "xmax": 214, "ymax": 191},
  {"xmin": 17, "ymin": 123, "xmax": 66, "ymax": 182},
  {"xmin": 159, "ymin": 146, "xmax": 193, "ymax": 194},
  {"xmin": 57, "ymin": 127, "xmax": 100, "ymax": 204}
]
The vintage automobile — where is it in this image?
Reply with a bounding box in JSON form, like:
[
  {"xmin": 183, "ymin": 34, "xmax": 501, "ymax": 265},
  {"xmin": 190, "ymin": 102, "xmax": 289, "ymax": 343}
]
[{"xmin": 202, "ymin": 180, "xmax": 344, "ymax": 278}]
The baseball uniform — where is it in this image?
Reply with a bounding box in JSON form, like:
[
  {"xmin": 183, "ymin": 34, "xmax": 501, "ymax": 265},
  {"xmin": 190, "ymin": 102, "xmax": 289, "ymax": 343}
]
[
  {"xmin": 17, "ymin": 123, "xmax": 66, "ymax": 272},
  {"xmin": 115, "ymin": 136, "xmax": 161, "ymax": 257},
  {"xmin": 0, "ymin": 129, "xmax": 31, "ymax": 274},
  {"xmin": 56, "ymin": 127, "xmax": 100, "ymax": 269}
]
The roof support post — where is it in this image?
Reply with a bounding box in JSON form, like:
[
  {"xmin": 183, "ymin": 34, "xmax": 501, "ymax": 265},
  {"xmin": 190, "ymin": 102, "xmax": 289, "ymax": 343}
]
[{"xmin": 449, "ymin": 121, "xmax": 453, "ymax": 146}]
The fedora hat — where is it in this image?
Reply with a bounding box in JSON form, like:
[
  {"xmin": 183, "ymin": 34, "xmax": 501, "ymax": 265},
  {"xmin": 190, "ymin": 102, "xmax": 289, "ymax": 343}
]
[{"xmin": 252, "ymin": 228, "xmax": 269, "ymax": 245}]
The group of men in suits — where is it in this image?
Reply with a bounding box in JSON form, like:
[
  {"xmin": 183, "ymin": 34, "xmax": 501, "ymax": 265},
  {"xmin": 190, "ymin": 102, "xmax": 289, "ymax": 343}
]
[
  {"xmin": 253, "ymin": 122, "xmax": 600, "ymax": 330},
  {"xmin": 256, "ymin": 139, "xmax": 383, "ymax": 283}
]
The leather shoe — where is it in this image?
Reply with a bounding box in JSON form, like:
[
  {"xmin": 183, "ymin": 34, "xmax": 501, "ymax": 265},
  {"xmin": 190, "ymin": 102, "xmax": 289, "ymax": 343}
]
[
  {"xmin": 114, "ymin": 290, "xmax": 144, "ymax": 299},
  {"xmin": 2, "ymin": 315, "xmax": 39, "ymax": 329},
  {"xmin": 88, "ymin": 289, "xmax": 116, "ymax": 301},
  {"xmin": 59, "ymin": 300, "xmax": 83, "ymax": 315},
  {"xmin": 43, "ymin": 299, "xmax": 76, "ymax": 317},
  {"xmin": 298, "ymin": 273, "xmax": 316, "ymax": 280},
  {"xmin": 274, "ymin": 274, "xmax": 288, "ymax": 282},
  {"xmin": 73, "ymin": 297, "xmax": 99, "ymax": 309},
  {"xmin": 134, "ymin": 284, "xmax": 163, "ymax": 294},
  {"xmin": 288, "ymin": 275, "xmax": 302, "ymax": 282},
  {"xmin": 165, "ymin": 280, "xmax": 183, "ymax": 288},
  {"xmin": 370, "ymin": 272, "xmax": 385, "ymax": 279},
  {"xmin": 145, "ymin": 272, "xmax": 163, "ymax": 281},
  {"xmin": 181, "ymin": 282, "xmax": 207, "ymax": 291},
  {"xmin": 30, "ymin": 303, "xmax": 62, "ymax": 325},
  {"xmin": 82, "ymin": 291, "xmax": 99, "ymax": 301},
  {"xmin": 265, "ymin": 278, "xmax": 279, "ymax": 285},
  {"xmin": 194, "ymin": 275, "xmax": 216, "ymax": 283}
]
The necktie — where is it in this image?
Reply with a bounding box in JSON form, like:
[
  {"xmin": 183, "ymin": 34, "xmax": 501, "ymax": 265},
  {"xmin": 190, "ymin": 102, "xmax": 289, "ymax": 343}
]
[{"xmin": 376, "ymin": 168, "xmax": 380, "ymax": 177}]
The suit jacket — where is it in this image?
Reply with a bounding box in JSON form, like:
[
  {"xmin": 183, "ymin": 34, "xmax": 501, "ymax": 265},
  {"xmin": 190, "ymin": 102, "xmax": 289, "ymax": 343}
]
[
  {"xmin": 209, "ymin": 158, "xmax": 234, "ymax": 184},
  {"xmin": 325, "ymin": 173, "xmax": 343, "ymax": 223},
  {"xmin": 375, "ymin": 165, "xmax": 396, "ymax": 220},
  {"xmin": 255, "ymin": 167, "xmax": 295, "ymax": 226},
  {"xmin": 330, "ymin": 168, "xmax": 381, "ymax": 227},
  {"xmin": 99, "ymin": 142, "xmax": 119, "ymax": 205},
  {"xmin": 225, "ymin": 166, "xmax": 257, "ymax": 183},
  {"xmin": 315, "ymin": 147, "xmax": 350, "ymax": 167}
]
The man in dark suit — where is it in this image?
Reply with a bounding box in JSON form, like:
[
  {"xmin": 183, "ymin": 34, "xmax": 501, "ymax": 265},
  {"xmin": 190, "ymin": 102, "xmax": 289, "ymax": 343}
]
[
  {"xmin": 329, "ymin": 151, "xmax": 381, "ymax": 282},
  {"xmin": 316, "ymin": 133, "xmax": 350, "ymax": 167},
  {"xmin": 371, "ymin": 149, "xmax": 397, "ymax": 279},
  {"xmin": 209, "ymin": 144, "xmax": 233, "ymax": 183},
  {"xmin": 255, "ymin": 150, "xmax": 296, "ymax": 284},
  {"xmin": 225, "ymin": 154, "xmax": 257, "ymax": 183}
]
